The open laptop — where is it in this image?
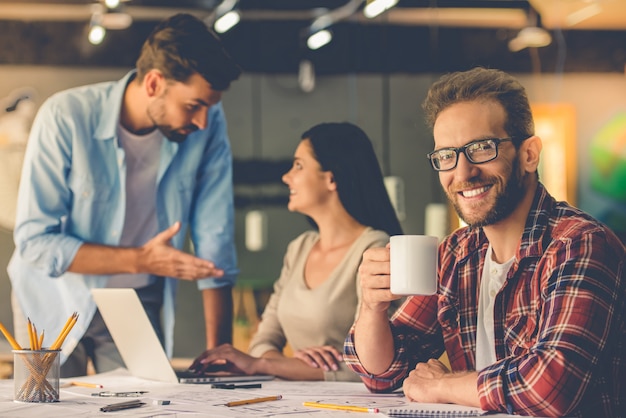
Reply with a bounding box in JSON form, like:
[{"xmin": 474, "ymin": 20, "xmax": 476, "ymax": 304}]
[{"xmin": 91, "ymin": 288, "xmax": 274, "ymax": 384}]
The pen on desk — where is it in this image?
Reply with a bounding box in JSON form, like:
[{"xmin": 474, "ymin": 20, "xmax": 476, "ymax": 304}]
[
  {"xmin": 303, "ymin": 401, "xmax": 380, "ymax": 413},
  {"xmin": 100, "ymin": 399, "xmax": 146, "ymax": 412},
  {"xmin": 69, "ymin": 381, "xmax": 103, "ymax": 389},
  {"xmin": 211, "ymin": 383, "xmax": 262, "ymax": 389},
  {"xmin": 226, "ymin": 395, "xmax": 282, "ymax": 407},
  {"xmin": 92, "ymin": 391, "xmax": 148, "ymax": 397}
]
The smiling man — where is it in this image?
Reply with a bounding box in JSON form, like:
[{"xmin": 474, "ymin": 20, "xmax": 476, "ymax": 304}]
[
  {"xmin": 8, "ymin": 14, "xmax": 241, "ymax": 377},
  {"xmin": 344, "ymin": 67, "xmax": 625, "ymax": 417}
]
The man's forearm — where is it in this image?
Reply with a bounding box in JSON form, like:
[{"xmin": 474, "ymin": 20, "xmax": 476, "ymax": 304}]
[
  {"xmin": 353, "ymin": 306, "xmax": 395, "ymax": 375},
  {"xmin": 68, "ymin": 243, "xmax": 140, "ymax": 274},
  {"xmin": 203, "ymin": 286, "xmax": 233, "ymax": 348}
]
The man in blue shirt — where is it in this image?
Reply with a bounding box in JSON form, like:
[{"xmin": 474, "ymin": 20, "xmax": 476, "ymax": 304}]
[{"xmin": 8, "ymin": 13, "xmax": 241, "ymax": 377}]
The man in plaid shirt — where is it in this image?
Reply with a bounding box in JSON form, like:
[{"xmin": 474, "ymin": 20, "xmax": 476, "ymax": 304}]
[{"xmin": 344, "ymin": 67, "xmax": 625, "ymax": 417}]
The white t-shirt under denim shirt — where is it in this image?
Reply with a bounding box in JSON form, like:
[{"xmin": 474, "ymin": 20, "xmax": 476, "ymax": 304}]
[{"xmin": 106, "ymin": 124, "xmax": 161, "ymax": 290}]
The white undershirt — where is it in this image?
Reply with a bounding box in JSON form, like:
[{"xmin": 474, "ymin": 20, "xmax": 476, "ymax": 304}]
[
  {"xmin": 107, "ymin": 124, "xmax": 162, "ymax": 289},
  {"xmin": 475, "ymin": 244, "xmax": 515, "ymax": 371}
]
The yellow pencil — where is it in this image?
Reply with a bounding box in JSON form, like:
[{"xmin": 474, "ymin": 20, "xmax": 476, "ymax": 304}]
[
  {"xmin": 69, "ymin": 381, "xmax": 104, "ymax": 389},
  {"xmin": 32, "ymin": 323, "xmax": 39, "ymax": 350},
  {"xmin": 226, "ymin": 395, "xmax": 282, "ymax": 407},
  {"xmin": 27, "ymin": 318, "xmax": 35, "ymax": 350},
  {"xmin": 51, "ymin": 312, "xmax": 79, "ymax": 350},
  {"xmin": 0, "ymin": 321, "xmax": 22, "ymax": 350},
  {"xmin": 38, "ymin": 330, "xmax": 45, "ymax": 351},
  {"xmin": 51, "ymin": 312, "xmax": 76, "ymax": 348},
  {"xmin": 303, "ymin": 401, "xmax": 380, "ymax": 413}
]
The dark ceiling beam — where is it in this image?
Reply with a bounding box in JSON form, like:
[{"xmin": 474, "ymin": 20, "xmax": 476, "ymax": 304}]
[{"xmin": 1, "ymin": 19, "xmax": 625, "ymax": 74}]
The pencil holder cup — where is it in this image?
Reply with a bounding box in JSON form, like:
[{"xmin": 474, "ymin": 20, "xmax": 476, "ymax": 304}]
[{"xmin": 13, "ymin": 349, "xmax": 61, "ymax": 403}]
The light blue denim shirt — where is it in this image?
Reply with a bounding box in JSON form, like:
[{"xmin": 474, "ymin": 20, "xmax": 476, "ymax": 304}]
[{"xmin": 8, "ymin": 71, "xmax": 238, "ymax": 362}]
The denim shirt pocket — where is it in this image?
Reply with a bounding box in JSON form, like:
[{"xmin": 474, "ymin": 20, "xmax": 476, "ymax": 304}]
[{"xmin": 70, "ymin": 176, "xmax": 113, "ymax": 203}]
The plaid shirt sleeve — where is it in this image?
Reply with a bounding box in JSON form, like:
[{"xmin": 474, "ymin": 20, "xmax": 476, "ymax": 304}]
[
  {"xmin": 477, "ymin": 225, "xmax": 625, "ymax": 417},
  {"xmin": 344, "ymin": 295, "xmax": 444, "ymax": 393}
]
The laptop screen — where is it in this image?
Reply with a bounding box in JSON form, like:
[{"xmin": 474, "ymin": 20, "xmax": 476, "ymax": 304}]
[{"xmin": 91, "ymin": 288, "xmax": 273, "ymax": 384}]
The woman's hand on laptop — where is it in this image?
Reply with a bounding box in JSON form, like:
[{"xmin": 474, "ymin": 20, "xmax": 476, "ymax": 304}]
[{"xmin": 190, "ymin": 344, "xmax": 258, "ymax": 375}]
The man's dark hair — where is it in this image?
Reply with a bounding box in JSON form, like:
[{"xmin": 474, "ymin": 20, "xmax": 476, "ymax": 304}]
[
  {"xmin": 135, "ymin": 13, "xmax": 241, "ymax": 90},
  {"xmin": 422, "ymin": 67, "xmax": 534, "ymax": 147}
]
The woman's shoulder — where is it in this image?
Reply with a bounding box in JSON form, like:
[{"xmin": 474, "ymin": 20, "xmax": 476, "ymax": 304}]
[{"xmin": 284, "ymin": 230, "xmax": 319, "ymax": 254}]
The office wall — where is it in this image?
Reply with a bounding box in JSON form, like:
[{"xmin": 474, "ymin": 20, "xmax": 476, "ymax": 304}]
[{"xmin": 1, "ymin": 66, "xmax": 624, "ymax": 357}]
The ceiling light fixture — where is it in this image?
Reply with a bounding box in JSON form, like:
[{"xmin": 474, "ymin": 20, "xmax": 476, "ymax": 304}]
[
  {"xmin": 363, "ymin": 0, "xmax": 399, "ymax": 19},
  {"xmin": 508, "ymin": 26, "xmax": 551, "ymax": 51},
  {"xmin": 307, "ymin": 29, "xmax": 332, "ymax": 50},
  {"xmin": 88, "ymin": 15, "xmax": 106, "ymax": 45},
  {"xmin": 86, "ymin": 2, "xmax": 132, "ymax": 45},
  {"xmin": 214, "ymin": 10, "xmax": 240, "ymax": 34},
  {"xmin": 210, "ymin": 0, "xmax": 240, "ymax": 34},
  {"xmin": 104, "ymin": 0, "xmax": 120, "ymax": 9},
  {"xmin": 508, "ymin": 8, "xmax": 551, "ymax": 52},
  {"xmin": 305, "ymin": 0, "xmax": 363, "ymax": 50}
]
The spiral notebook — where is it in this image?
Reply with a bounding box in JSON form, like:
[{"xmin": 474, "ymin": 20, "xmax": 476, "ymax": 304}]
[{"xmin": 383, "ymin": 403, "xmax": 488, "ymax": 417}]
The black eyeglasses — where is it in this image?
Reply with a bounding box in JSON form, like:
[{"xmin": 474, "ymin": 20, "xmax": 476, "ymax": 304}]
[{"xmin": 426, "ymin": 137, "xmax": 514, "ymax": 172}]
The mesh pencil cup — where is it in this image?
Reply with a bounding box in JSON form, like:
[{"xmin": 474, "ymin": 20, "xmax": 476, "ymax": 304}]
[{"xmin": 13, "ymin": 349, "xmax": 61, "ymax": 403}]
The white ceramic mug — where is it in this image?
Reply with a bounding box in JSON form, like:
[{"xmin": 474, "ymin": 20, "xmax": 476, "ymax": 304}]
[{"xmin": 390, "ymin": 235, "xmax": 438, "ymax": 295}]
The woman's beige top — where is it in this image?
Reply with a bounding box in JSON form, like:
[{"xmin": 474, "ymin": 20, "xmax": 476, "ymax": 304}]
[{"xmin": 248, "ymin": 227, "xmax": 389, "ymax": 381}]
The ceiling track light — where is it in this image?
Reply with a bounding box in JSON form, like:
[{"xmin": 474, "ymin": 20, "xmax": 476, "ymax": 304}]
[
  {"xmin": 305, "ymin": 0, "xmax": 363, "ymax": 50},
  {"xmin": 214, "ymin": 10, "xmax": 240, "ymax": 33},
  {"xmin": 88, "ymin": 13, "xmax": 106, "ymax": 45},
  {"xmin": 86, "ymin": 1, "xmax": 132, "ymax": 45},
  {"xmin": 363, "ymin": 0, "xmax": 399, "ymax": 19},
  {"xmin": 508, "ymin": 26, "xmax": 552, "ymax": 51},
  {"xmin": 307, "ymin": 29, "xmax": 332, "ymax": 50},
  {"xmin": 104, "ymin": 0, "xmax": 121, "ymax": 9},
  {"xmin": 508, "ymin": 8, "xmax": 552, "ymax": 52},
  {"xmin": 210, "ymin": 0, "xmax": 240, "ymax": 34}
]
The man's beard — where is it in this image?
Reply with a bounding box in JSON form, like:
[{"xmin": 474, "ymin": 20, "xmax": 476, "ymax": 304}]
[
  {"xmin": 147, "ymin": 98, "xmax": 198, "ymax": 143},
  {"xmin": 449, "ymin": 158, "xmax": 526, "ymax": 228},
  {"xmin": 155, "ymin": 124, "xmax": 198, "ymax": 143}
]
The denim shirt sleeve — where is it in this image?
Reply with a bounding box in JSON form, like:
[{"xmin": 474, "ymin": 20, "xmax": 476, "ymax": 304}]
[
  {"xmin": 13, "ymin": 95, "xmax": 86, "ymax": 277},
  {"xmin": 187, "ymin": 103, "xmax": 238, "ymax": 290}
]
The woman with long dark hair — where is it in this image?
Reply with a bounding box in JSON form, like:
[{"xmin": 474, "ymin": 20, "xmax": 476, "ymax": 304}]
[{"xmin": 191, "ymin": 122, "xmax": 402, "ymax": 381}]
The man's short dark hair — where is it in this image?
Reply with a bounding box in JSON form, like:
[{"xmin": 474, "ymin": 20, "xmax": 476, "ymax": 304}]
[
  {"xmin": 422, "ymin": 67, "xmax": 534, "ymax": 147},
  {"xmin": 135, "ymin": 13, "xmax": 241, "ymax": 90}
]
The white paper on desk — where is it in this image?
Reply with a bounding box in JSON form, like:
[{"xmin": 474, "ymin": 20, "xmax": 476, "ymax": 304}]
[
  {"xmin": 260, "ymin": 380, "xmax": 405, "ymax": 397},
  {"xmin": 1, "ymin": 370, "xmax": 426, "ymax": 417}
]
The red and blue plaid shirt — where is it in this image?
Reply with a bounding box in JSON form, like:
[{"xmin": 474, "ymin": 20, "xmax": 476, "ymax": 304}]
[{"xmin": 344, "ymin": 183, "xmax": 625, "ymax": 417}]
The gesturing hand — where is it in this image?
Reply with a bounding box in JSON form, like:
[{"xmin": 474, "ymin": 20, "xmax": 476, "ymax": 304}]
[
  {"xmin": 293, "ymin": 345, "xmax": 343, "ymax": 371},
  {"xmin": 138, "ymin": 222, "xmax": 224, "ymax": 280}
]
